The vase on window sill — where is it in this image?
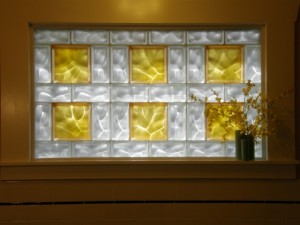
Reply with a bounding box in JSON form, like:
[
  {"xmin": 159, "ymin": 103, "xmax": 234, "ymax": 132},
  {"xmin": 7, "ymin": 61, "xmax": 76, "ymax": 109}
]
[{"xmin": 235, "ymin": 130, "xmax": 255, "ymax": 161}]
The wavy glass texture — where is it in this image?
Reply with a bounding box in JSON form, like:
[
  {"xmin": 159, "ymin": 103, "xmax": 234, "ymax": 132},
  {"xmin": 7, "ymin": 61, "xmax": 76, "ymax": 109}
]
[
  {"xmin": 73, "ymin": 85, "xmax": 110, "ymax": 102},
  {"xmin": 168, "ymin": 47, "xmax": 186, "ymax": 83},
  {"xmin": 92, "ymin": 47, "xmax": 109, "ymax": 83},
  {"xmin": 187, "ymin": 103, "xmax": 205, "ymax": 140},
  {"xmin": 35, "ymin": 85, "xmax": 71, "ymax": 102},
  {"xmin": 111, "ymin": 104, "xmax": 129, "ymax": 140},
  {"xmin": 53, "ymin": 46, "xmax": 90, "ymax": 83},
  {"xmin": 111, "ymin": 31, "xmax": 147, "ymax": 44},
  {"xmin": 206, "ymin": 46, "xmax": 243, "ymax": 84},
  {"xmin": 130, "ymin": 103, "xmax": 167, "ymax": 141},
  {"xmin": 188, "ymin": 84, "xmax": 224, "ymax": 102},
  {"xmin": 34, "ymin": 30, "xmax": 70, "ymax": 44},
  {"xmin": 112, "ymin": 85, "xmax": 148, "ymax": 102},
  {"xmin": 73, "ymin": 142, "xmax": 110, "ymax": 157},
  {"xmin": 245, "ymin": 46, "xmax": 261, "ymax": 83},
  {"xmin": 226, "ymin": 30, "xmax": 260, "ymax": 44},
  {"xmin": 112, "ymin": 142, "xmax": 148, "ymax": 157},
  {"xmin": 111, "ymin": 47, "xmax": 128, "ymax": 83},
  {"xmin": 150, "ymin": 31, "xmax": 185, "ymax": 44},
  {"xmin": 35, "ymin": 104, "xmax": 51, "ymax": 141},
  {"xmin": 188, "ymin": 31, "xmax": 223, "ymax": 44},
  {"xmin": 149, "ymin": 84, "xmax": 186, "ymax": 102},
  {"xmin": 206, "ymin": 103, "xmax": 243, "ymax": 141},
  {"xmin": 53, "ymin": 103, "xmax": 91, "ymax": 141},
  {"xmin": 187, "ymin": 47, "xmax": 205, "ymax": 83},
  {"xmin": 35, "ymin": 46, "xmax": 51, "ymax": 83},
  {"xmin": 35, "ymin": 141, "xmax": 71, "ymax": 158},
  {"xmin": 187, "ymin": 142, "xmax": 224, "ymax": 157},
  {"xmin": 150, "ymin": 142, "xmax": 186, "ymax": 157},
  {"xmin": 92, "ymin": 103, "xmax": 110, "ymax": 140},
  {"xmin": 169, "ymin": 104, "xmax": 186, "ymax": 140},
  {"xmin": 72, "ymin": 30, "xmax": 108, "ymax": 44},
  {"xmin": 130, "ymin": 47, "xmax": 167, "ymax": 83}
]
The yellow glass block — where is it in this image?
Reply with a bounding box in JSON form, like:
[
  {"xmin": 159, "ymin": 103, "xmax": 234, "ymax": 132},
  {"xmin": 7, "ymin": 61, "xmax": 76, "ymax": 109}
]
[
  {"xmin": 206, "ymin": 103, "xmax": 243, "ymax": 141},
  {"xmin": 130, "ymin": 46, "xmax": 167, "ymax": 83},
  {"xmin": 53, "ymin": 103, "xmax": 91, "ymax": 140},
  {"xmin": 206, "ymin": 46, "xmax": 243, "ymax": 84},
  {"xmin": 130, "ymin": 103, "xmax": 167, "ymax": 140},
  {"xmin": 52, "ymin": 45, "xmax": 90, "ymax": 83}
]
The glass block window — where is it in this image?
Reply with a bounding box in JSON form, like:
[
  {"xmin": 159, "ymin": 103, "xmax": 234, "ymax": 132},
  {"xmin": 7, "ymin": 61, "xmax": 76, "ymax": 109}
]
[{"xmin": 34, "ymin": 28, "xmax": 262, "ymax": 159}]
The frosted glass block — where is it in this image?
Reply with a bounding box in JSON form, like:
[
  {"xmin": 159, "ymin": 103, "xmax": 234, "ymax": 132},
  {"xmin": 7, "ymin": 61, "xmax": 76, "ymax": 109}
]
[
  {"xmin": 35, "ymin": 141, "xmax": 71, "ymax": 158},
  {"xmin": 73, "ymin": 142, "xmax": 110, "ymax": 157},
  {"xmin": 35, "ymin": 104, "xmax": 51, "ymax": 141},
  {"xmin": 245, "ymin": 46, "xmax": 261, "ymax": 83},
  {"xmin": 112, "ymin": 142, "xmax": 148, "ymax": 157},
  {"xmin": 188, "ymin": 31, "xmax": 223, "ymax": 44},
  {"xmin": 111, "ymin": 47, "xmax": 128, "ymax": 83},
  {"xmin": 53, "ymin": 46, "xmax": 90, "ymax": 83},
  {"xmin": 169, "ymin": 104, "xmax": 186, "ymax": 140},
  {"xmin": 35, "ymin": 46, "xmax": 51, "ymax": 83},
  {"xmin": 111, "ymin": 31, "xmax": 147, "ymax": 44},
  {"xmin": 187, "ymin": 47, "xmax": 205, "ymax": 83},
  {"xmin": 187, "ymin": 142, "xmax": 225, "ymax": 157},
  {"xmin": 92, "ymin": 103, "xmax": 110, "ymax": 140},
  {"xmin": 72, "ymin": 30, "xmax": 108, "ymax": 44},
  {"xmin": 168, "ymin": 47, "xmax": 186, "ymax": 83},
  {"xmin": 35, "ymin": 85, "xmax": 71, "ymax": 102},
  {"xmin": 112, "ymin": 85, "xmax": 148, "ymax": 102},
  {"xmin": 225, "ymin": 30, "xmax": 260, "ymax": 44},
  {"xmin": 225, "ymin": 84, "xmax": 245, "ymax": 102},
  {"xmin": 225, "ymin": 142, "xmax": 235, "ymax": 157},
  {"xmin": 255, "ymin": 140, "xmax": 263, "ymax": 158},
  {"xmin": 34, "ymin": 30, "xmax": 70, "ymax": 44},
  {"xmin": 150, "ymin": 31, "xmax": 185, "ymax": 44},
  {"xmin": 187, "ymin": 103, "xmax": 205, "ymax": 140},
  {"xmin": 73, "ymin": 85, "xmax": 110, "ymax": 102},
  {"xmin": 188, "ymin": 84, "xmax": 224, "ymax": 102},
  {"xmin": 149, "ymin": 85, "xmax": 186, "ymax": 102},
  {"xmin": 92, "ymin": 47, "xmax": 109, "ymax": 83},
  {"xmin": 111, "ymin": 103, "xmax": 129, "ymax": 140},
  {"xmin": 150, "ymin": 142, "xmax": 186, "ymax": 157}
]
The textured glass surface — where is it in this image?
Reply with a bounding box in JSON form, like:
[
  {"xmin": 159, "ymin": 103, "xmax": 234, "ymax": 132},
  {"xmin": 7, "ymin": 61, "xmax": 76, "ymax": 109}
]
[
  {"xmin": 245, "ymin": 46, "xmax": 261, "ymax": 83},
  {"xmin": 225, "ymin": 142, "xmax": 236, "ymax": 157},
  {"xmin": 53, "ymin": 103, "xmax": 91, "ymax": 140},
  {"xmin": 168, "ymin": 47, "xmax": 186, "ymax": 83},
  {"xmin": 149, "ymin": 85, "xmax": 186, "ymax": 102},
  {"xmin": 111, "ymin": 47, "xmax": 128, "ymax": 83},
  {"xmin": 188, "ymin": 31, "xmax": 223, "ymax": 44},
  {"xmin": 111, "ymin": 31, "xmax": 147, "ymax": 44},
  {"xmin": 92, "ymin": 103, "xmax": 110, "ymax": 140},
  {"xmin": 72, "ymin": 30, "xmax": 108, "ymax": 44},
  {"xmin": 35, "ymin": 141, "xmax": 71, "ymax": 158},
  {"xmin": 187, "ymin": 47, "xmax": 205, "ymax": 83},
  {"xmin": 206, "ymin": 46, "xmax": 243, "ymax": 83},
  {"xmin": 92, "ymin": 47, "xmax": 109, "ymax": 83},
  {"xmin": 187, "ymin": 103, "xmax": 205, "ymax": 140},
  {"xmin": 112, "ymin": 142, "xmax": 148, "ymax": 157},
  {"xmin": 130, "ymin": 103, "xmax": 167, "ymax": 140},
  {"xmin": 224, "ymin": 84, "xmax": 245, "ymax": 102},
  {"xmin": 53, "ymin": 46, "xmax": 90, "ymax": 83},
  {"xmin": 111, "ymin": 103, "xmax": 129, "ymax": 140},
  {"xmin": 35, "ymin": 85, "xmax": 71, "ymax": 102},
  {"xmin": 150, "ymin": 142, "xmax": 185, "ymax": 157},
  {"xmin": 226, "ymin": 30, "xmax": 260, "ymax": 44},
  {"xmin": 206, "ymin": 103, "xmax": 242, "ymax": 141},
  {"xmin": 130, "ymin": 47, "xmax": 167, "ymax": 83},
  {"xmin": 35, "ymin": 46, "xmax": 51, "ymax": 83},
  {"xmin": 35, "ymin": 104, "xmax": 51, "ymax": 140},
  {"xmin": 73, "ymin": 142, "xmax": 110, "ymax": 157},
  {"xmin": 73, "ymin": 85, "xmax": 110, "ymax": 102},
  {"xmin": 188, "ymin": 84, "xmax": 224, "ymax": 102},
  {"xmin": 150, "ymin": 31, "xmax": 185, "ymax": 44},
  {"xmin": 34, "ymin": 30, "xmax": 70, "ymax": 44},
  {"xmin": 112, "ymin": 85, "xmax": 148, "ymax": 102},
  {"xmin": 187, "ymin": 142, "xmax": 224, "ymax": 157},
  {"xmin": 169, "ymin": 104, "xmax": 186, "ymax": 140}
]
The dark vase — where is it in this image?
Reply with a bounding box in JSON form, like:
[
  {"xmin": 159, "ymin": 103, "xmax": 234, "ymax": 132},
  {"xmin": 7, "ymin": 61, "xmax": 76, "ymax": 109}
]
[{"xmin": 235, "ymin": 131, "xmax": 255, "ymax": 161}]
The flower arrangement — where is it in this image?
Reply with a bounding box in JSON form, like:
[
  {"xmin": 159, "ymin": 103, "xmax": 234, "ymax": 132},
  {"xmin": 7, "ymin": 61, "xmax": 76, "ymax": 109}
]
[{"xmin": 191, "ymin": 80, "xmax": 292, "ymax": 143}]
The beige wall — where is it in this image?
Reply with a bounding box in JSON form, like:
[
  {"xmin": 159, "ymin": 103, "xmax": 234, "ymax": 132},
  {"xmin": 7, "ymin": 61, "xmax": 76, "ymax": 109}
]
[{"xmin": 1, "ymin": 0, "xmax": 300, "ymax": 224}]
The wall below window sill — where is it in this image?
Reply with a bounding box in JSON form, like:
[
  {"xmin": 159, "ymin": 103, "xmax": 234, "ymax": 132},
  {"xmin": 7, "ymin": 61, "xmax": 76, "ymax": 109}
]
[{"xmin": 0, "ymin": 159, "xmax": 298, "ymax": 181}]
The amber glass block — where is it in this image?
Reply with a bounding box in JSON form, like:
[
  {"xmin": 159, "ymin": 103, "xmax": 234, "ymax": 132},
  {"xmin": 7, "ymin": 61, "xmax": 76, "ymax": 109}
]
[
  {"xmin": 206, "ymin": 103, "xmax": 243, "ymax": 141},
  {"xmin": 130, "ymin": 46, "xmax": 167, "ymax": 83},
  {"xmin": 130, "ymin": 103, "xmax": 167, "ymax": 140},
  {"xmin": 53, "ymin": 103, "xmax": 91, "ymax": 140},
  {"xmin": 206, "ymin": 46, "xmax": 243, "ymax": 83},
  {"xmin": 52, "ymin": 45, "xmax": 90, "ymax": 83}
]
